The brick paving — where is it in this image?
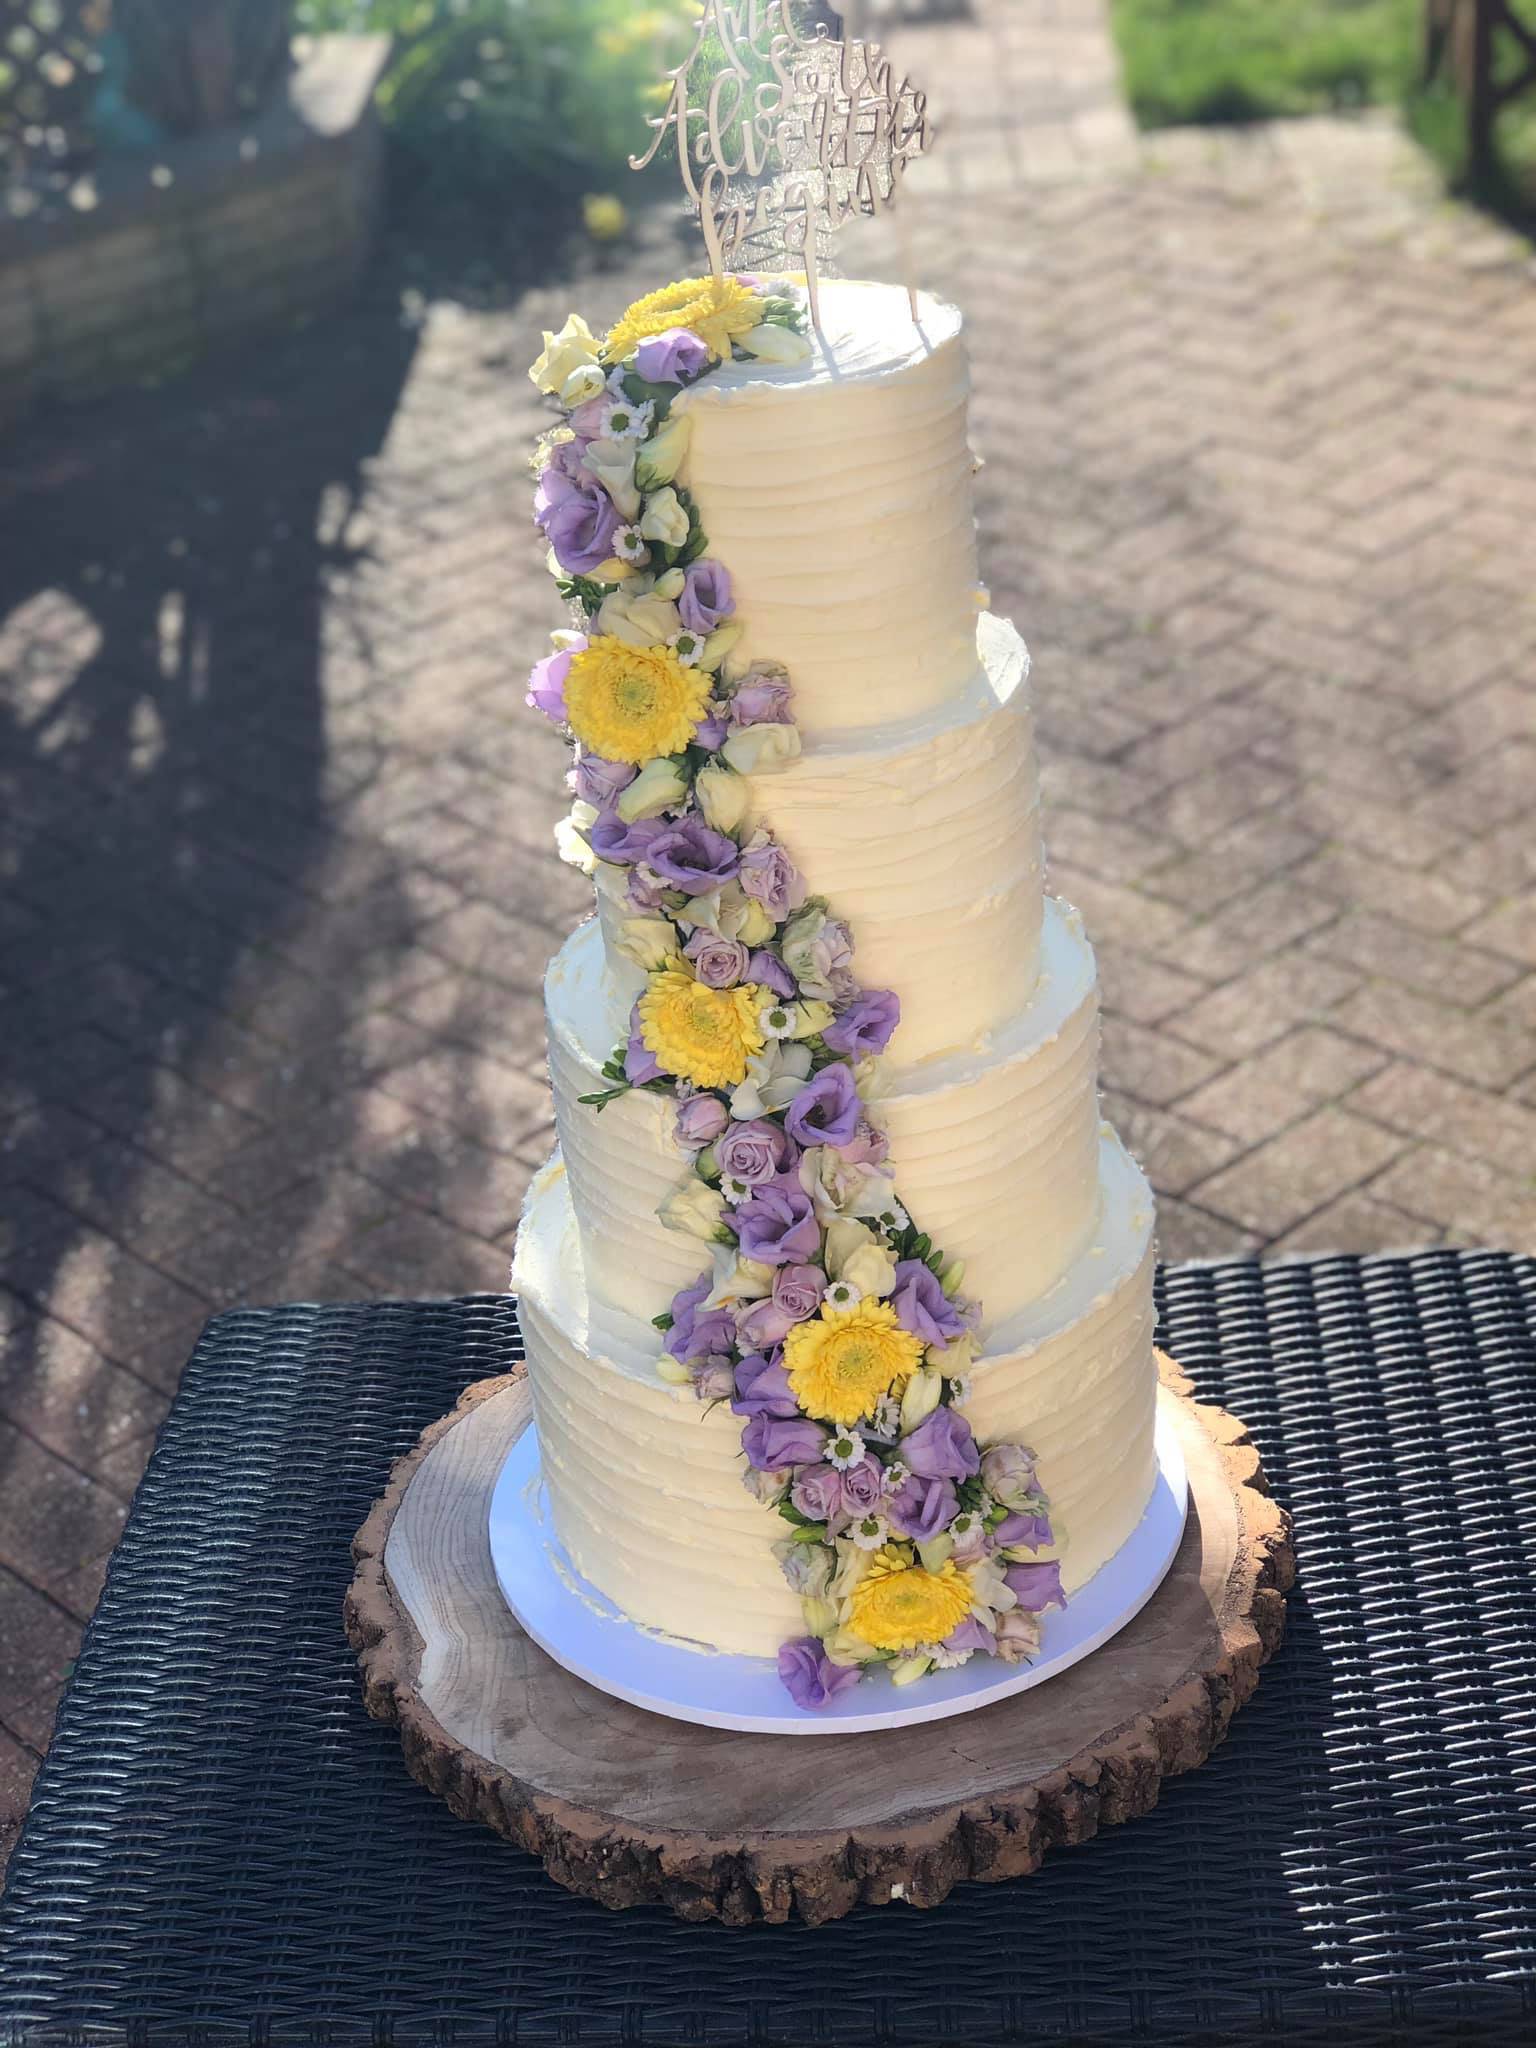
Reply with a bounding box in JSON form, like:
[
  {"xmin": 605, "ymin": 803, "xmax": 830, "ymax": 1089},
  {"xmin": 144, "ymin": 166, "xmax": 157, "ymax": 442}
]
[{"xmin": 3, "ymin": 0, "xmax": 1535, "ymax": 1871}]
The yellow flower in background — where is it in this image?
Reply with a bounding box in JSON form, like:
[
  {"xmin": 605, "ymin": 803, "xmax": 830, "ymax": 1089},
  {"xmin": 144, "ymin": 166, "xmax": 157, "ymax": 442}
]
[
  {"xmin": 783, "ymin": 1300, "xmax": 924, "ymax": 1427},
  {"xmin": 563, "ymin": 636, "xmax": 709, "ymax": 763},
  {"xmin": 582, "ymin": 194, "xmax": 628, "ymax": 242},
  {"xmin": 849, "ymin": 1554, "xmax": 974, "ymax": 1653},
  {"xmin": 605, "ymin": 274, "xmax": 763, "ymax": 365},
  {"xmin": 639, "ymin": 972, "xmax": 767, "ymax": 1089}
]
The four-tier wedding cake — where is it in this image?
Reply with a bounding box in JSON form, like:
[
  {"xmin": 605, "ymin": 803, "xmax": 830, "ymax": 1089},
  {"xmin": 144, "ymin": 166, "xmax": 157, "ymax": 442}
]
[{"xmin": 515, "ymin": 273, "xmax": 1158, "ymax": 1711}]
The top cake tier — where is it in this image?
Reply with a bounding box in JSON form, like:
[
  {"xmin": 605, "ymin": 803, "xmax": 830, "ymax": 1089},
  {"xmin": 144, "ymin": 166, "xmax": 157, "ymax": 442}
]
[{"xmin": 674, "ymin": 280, "xmax": 980, "ymax": 736}]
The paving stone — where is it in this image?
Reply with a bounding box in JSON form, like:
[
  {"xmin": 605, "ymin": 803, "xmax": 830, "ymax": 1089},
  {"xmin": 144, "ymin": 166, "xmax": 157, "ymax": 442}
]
[
  {"xmin": 0, "ymin": 1565, "xmax": 80, "ymax": 1752},
  {"xmin": 0, "ymin": 1726, "xmax": 41, "ymax": 1877},
  {"xmin": 0, "ymin": 1426, "xmax": 127, "ymax": 1614},
  {"xmin": 1269, "ymin": 1191, "xmax": 1441, "ymax": 1258},
  {"xmin": 1368, "ymin": 1147, "xmax": 1536, "ymax": 1251},
  {"xmin": 1305, "ymin": 911, "xmax": 1524, "ymax": 1008},
  {"xmin": 1170, "ymin": 955, "xmax": 1361, "ymax": 1062},
  {"xmin": 0, "ymin": 1316, "xmax": 168, "ymax": 1486},
  {"xmin": 1177, "ymin": 1026, "xmax": 1389, "ymax": 1147},
  {"xmin": 1186, "ymin": 1108, "xmax": 1408, "ymax": 1238}
]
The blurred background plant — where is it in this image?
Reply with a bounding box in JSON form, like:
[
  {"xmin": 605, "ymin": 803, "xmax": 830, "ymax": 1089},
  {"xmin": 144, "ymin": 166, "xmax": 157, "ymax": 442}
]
[{"xmin": 114, "ymin": 0, "xmax": 291, "ymax": 134}]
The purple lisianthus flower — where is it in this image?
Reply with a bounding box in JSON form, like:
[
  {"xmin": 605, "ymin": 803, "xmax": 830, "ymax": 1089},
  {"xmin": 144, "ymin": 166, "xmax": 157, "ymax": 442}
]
[
  {"xmin": 739, "ymin": 836, "xmax": 807, "ymax": 920},
  {"xmin": 943, "ymin": 1615, "xmax": 997, "ymax": 1657},
  {"xmin": 626, "ymin": 865, "xmax": 668, "ymax": 911},
  {"xmin": 1005, "ymin": 1559, "xmax": 1066, "ymax": 1614},
  {"xmin": 730, "ymin": 667, "xmax": 793, "ymax": 728},
  {"xmin": 694, "ymin": 709, "xmax": 728, "ymax": 752},
  {"xmin": 838, "ymin": 1119, "xmax": 889, "ymax": 1169},
  {"xmin": 674, "ymin": 1092, "xmax": 728, "ymax": 1151},
  {"xmin": 773, "ymin": 1262, "xmax": 825, "ymax": 1325},
  {"xmin": 533, "ymin": 468, "xmax": 622, "ymax": 577},
  {"xmin": 633, "ymin": 326, "xmax": 711, "ymax": 384},
  {"xmin": 684, "ymin": 928, "xmax": 750, "ymax": 988},
  {"xmin": 589, "ymin": 810, "xmax": 666, "ymax": 867},
  {"xmin": 647, "ymin": 817, "xmax": 741, "ymax": 893},
  {"xmin": 572, "ymin": 751, "xmax": 635, "ymax": 807},
  {"xmin": 890, "ymin": 1259, "xmax": 967, "ymax": 1347},
  {"xmin": 789, "ymin": 1462, "xmax": 844, "ymax": 1524},
  {"xmin": 527, "ymin": 642, "xmax": 578, "ymax": 724},
  {"xmin": 690, "ymin": 1355, "xmax": 735, "ymax": 1401},
  {"xmin": 665, "ymin": 1274, "xmax": 710, "ymax": 1356},
  {"xmin": 823, "ymin": 988, "xmax": 901, "ymax": 1057},
  {"xmin": 716, "ymin": 1118, "xmax": 793, "ymax": 1187},
  {"xmin": 733, "ymin": 1174, "xmax": 821, "ymax": 1266},
  {"xmin": 839, "ymin": 1456, "xmax": 884, "ymax": 1515},
  {"xmin": 901, "ymin": 1406, "xmax": 980, "ymax": 1482},
  {"xmin": 995, "ymin": 1509, "xmax": 1054, "ymax": 1552},
  {"xmin": 886, "ymin": 1472, "xmax": 959, "ymax": 1541},
  {"xmin": 742, "ymin": 1413, "xmax": 827, "ymax": 1471},
  {"xmin": 665, "ymin": 1275, "xmax": 737, "ymax": 1363},
  {"xmin": 747, "ymin": 948, "xmax": 796, "ymax": 1000},
  {"xmin": 785, "ymin": 1064, "xmax": 862, "ymax": 1150},
  {"xmin": 542, "ymin": 436, "xmax": 590, "ymax": 484},
  {"xmin": 731, "ymin": 1351, "xmax": 798, "ymax": 1421},
  {"xmin": 678, "ymin": 558, "xmax": 735, "ymax": 634},
  {"xmin": 778, "ymin": 1636, "xmax": 861, "ymax": 1712},
  {"xmin": 624, "ymin": 1001, "xmax": 661, "ymax": 1085}
]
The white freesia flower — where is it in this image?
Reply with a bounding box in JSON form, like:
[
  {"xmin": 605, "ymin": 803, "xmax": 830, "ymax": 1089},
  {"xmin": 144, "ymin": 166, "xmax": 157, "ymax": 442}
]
[
  {"xmin": 595, "ymin": 582, "xmax": 682, "ymax": 647},
  {"xmin": 797, "ymin": 1145, "xmax": 874, "ymax": 1224},
  {"xmin": 917, "ymin": 1532, "xmax": 955, "ymax": 1573},
  {"xmin": 657, "ymin": 1180, "xmax": 730, "ymax": 1242},
  {"xmin": 840, "ymin": 1240, "xmax": 897, "ymax": 1300},
  {"xmin": 800, "ymin": 1595, "xmax": 839, "ymax": 1639},
  {"xmin": 721, "ymin": 722, "xmax": 802, "ymax": 775},
  {"xmin": 615, "ymin": 915, "xmax": 680, "ymax": 970},
  {"xmin": 702, "ymin": 1252, "xmax": 774, "ymax": 1309},
  {"xmin": 787, "ymin": 999, "xmax": 833, "ymax": 1039},
  {"xmin": 599, "ymin": 395, "xmax": 653, "ymax": 441},
  {"xmin": 634, "ymin": 413, "xmax": 692, "ymax": 490},
  {"xmin": 639, "ymin": 485, "xmax": 690, "ymax": 548},
  {"xmin": 823, "ymin": 1624, "xmax": 881, "ymax": 1666},
  {"xmin": 848, "ymin": 1171, "xmax": 901, "ymax": 1224},
  {"xmin": 553, "ymin": 814, "xmax": 597, "ymax": 874},
  {"xmin": 616, "ymin": 758, "xmax": 687, "ymax": 823},
  {"xmin": 830, "ymin": 1541, "xmax": 877, "ymax": 1606},
  {"xmin": 655, "ymin": 1354, "xmax": 693, "ymax": 1386},
  {"xmin": 968, "ymin": 1554, "xmax": 1016, "ymax": 1618},
  {"xmin": 728, "ymin": 1038, "xmax": 812, "ymax": 1119},
  {"xmin": 529, "ymin": 312, "xmax": 599, "ymax": 393},
  {"xmin": 899, "ymin": 1368, "xmax": 943, "ymax": 1433},
  {"xmin": 738, "ymin": 320, "xmax": 813, "ymax": 364},
  {"xmin": 927, "ymin": 1333, "xmax": 976, "ymax": 1377},
  {"xmin": 822, "ymin": 1216, "xmax": 877, "ymax": 1280},
  {"xmin": 559, "ymin": 361, "xmax": 607, "ymax": 407},
  {"xmin": 699, "ymin": 621, "xmax": 743, "ymax": 672},
  {"xmin": 736, "ymin": 898, "xmax": 775, "ymax": 945},
  {"xmin": 581, "ymin": 437, "xmax": 641, "ymax": 521},
  {"xmin": 695, "ymin": 762, "xmax": 752, "ymax": 834}
]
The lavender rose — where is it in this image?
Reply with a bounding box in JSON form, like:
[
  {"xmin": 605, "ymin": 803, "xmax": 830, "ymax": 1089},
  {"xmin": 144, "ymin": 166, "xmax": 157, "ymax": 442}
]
[
  {"xmin": 731, "ymin": 1351, "xmax": 798, "ymax": 1420},
  {"xmin": 733, "ymin": 1174, "xmax": 821, "ymax": 1266},
  {"xmin": 684, "ymin": 928, "xmax": 750, "ymax": 989},
  {"xmin": 979, "ymin": 1443, "xmax": 1039, "ymax": 1512},
  {"xmin": 678, "ymin": 558, "xmax": 735, "ymax": 634},
  {"xmin": 716, "ymin": 1117, "xmax": 793, "ymax": 1187},
  {"xmin": 730, "ymin": 666, "xmax": 793, "ymax": 728},
  {"xmin": 571, "ymin": 752, "xmax": 635, "ymax": 807},
  {"xmin": 946, "ymin": 1510, "xmax": 993, "ymax": 1566},
  {"xmin": 781, "ymin": 907, "xmax": 855, "ymax": 1000},
  {"xmin": 674, "ymin": 1093, "xmax": 728, "ymax": 1151},
  {"xmin": 778, "ymin": 1637, "xmax": 861, "ymax": 1712},
  {"xmin": 647, "ymin": 817, "xmax": 741, "ymax": 893},
  {"xmin": 901, "ymin": 1405, "xmax": 980, "ymax": 1481},
  {"xmin": 839, "ymin": 1456, "xmax": 885, "ymax": 1515},
  {"xmin": 995, "ymin": 1508, "xmax": 1054, "ymax": 1552},
  {"xmin": 890, "ymin": 1258, "xmax": 967, "ymax": 1347},
  {"xmin": 533, "ymin": 468, "xmax": 621, "ymax": 577},
  {"xmin": 742, "ymin": 1413, "xmax": 827, "ymax": 1471},
  {"xmin": 747, "ymin": 948, "xmax": 797, "ymax": 1000},
  {"xmin": 737, "ymin": 1295, "xmax": 794, "ymax": 1351},
  {"xmin": 589, "ymin": 810, "xmax": 666, "ymax": 867},
  {"xmin": 823, "ymin": 988, "xmax": 901, "ymax": 1057},
  {"xmin": 785, "ymin": 1064, "xmax": 861, "ymax": 1150},
  {"xmin": 690, "ymin": 1355, "xmax": 735, "ymax": 1401},
  {"xmin": 789, "ymin": 1462, "xmax": 844, "ymax": 1524},
  {"xmin": 527, "ymin": 643, "xmax": 576, "ymax": 724},
  {"xmin": 886, "ymin": 1472, "xmax": 959, "ymax": 1542},
  {"xmin": 633, "ymin": 326, "xmax": 711, "ymax": 383},
  {"xmin": 739, "ymin": 835, "xmax": 807, "ymax": 920},
  {"xmin": 773, "ymin": 1262, "xmax": 825, "ymax": 1324},
  {"xmin": 664, "ymin": 1274, "xmax": 737, "ymax": 1363},
  {"xmin": 1005, "ymin": 1559, "xmax": 1066, "ymax": 1613}
]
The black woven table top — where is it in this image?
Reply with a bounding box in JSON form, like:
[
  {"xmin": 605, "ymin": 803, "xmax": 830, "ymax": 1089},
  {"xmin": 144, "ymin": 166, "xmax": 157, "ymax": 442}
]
[{"xmin": 2, "ymin": 1252, "xmax": 1535, "ymax": 2046}]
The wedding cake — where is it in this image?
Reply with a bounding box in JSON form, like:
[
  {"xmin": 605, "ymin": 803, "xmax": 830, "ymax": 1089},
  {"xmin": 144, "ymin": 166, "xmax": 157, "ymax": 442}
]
[{"xmin": 514, "ymin": 273, "xmax": 1159, "ymax": 1710}]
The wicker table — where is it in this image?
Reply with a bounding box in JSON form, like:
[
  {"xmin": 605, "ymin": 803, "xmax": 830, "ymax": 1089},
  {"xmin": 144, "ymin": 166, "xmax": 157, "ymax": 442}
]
[{"xmin": 1, "ymin": 1251, "xmax": 1533, "ymax": 2046}]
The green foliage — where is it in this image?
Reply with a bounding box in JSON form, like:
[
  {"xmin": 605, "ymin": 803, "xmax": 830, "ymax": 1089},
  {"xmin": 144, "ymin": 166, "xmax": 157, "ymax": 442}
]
[
  {"xmin": 1108, "ymin": 0, "xmax": 1419, "ymax": 129},
  {"xmin": 117, "ymin": 0, "xmax": 292, "ymax": 133},
  {"xmin": 291, "ymin": 0, "xmax": 697, "ymax": 206}
]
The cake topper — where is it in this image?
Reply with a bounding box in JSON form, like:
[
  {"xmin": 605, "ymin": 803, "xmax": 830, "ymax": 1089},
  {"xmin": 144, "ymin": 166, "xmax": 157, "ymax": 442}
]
[{"xmin": 629, "ymin": 1, "xmax": 931, "ymax": 330}]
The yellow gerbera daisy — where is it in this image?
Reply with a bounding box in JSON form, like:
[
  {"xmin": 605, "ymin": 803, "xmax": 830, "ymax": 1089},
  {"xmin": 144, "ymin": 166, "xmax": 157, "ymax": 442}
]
[
  {"xmin": 563, "ymin": 637, "xmax": 710, "ymax": 764},
  {"xmin": 605, "ymin": 274, "xmax": 763, "ymax": 365},
  {"xmin": 783, "ymin": 1301, "xmax": 924, "ymax": 1427},
  {"xmin": 639, "ymin": 971, "xmax": 766, "ymax": 1089},
  {"xmin": 849, "ymin": 1553, "xmax": 974, "ymax": 1653}
]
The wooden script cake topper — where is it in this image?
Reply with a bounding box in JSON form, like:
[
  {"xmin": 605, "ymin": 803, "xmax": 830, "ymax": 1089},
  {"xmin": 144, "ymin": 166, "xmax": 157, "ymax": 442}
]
[{"xmin": 631, "ymin": 1, "xmax": 931, "ymax": 328}]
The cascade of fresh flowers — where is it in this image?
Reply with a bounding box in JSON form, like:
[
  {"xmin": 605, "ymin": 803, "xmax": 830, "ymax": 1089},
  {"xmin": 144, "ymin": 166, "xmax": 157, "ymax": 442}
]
[{"xmin": 526, "ymin": 273, "xmax": 1066, "ymax": 1708}]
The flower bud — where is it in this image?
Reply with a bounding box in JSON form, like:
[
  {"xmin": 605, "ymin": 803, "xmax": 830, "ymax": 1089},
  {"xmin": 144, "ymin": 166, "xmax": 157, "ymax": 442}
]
[
  {"xmin": 739, "ymin": 321, "xmax": 813, "ymax": 365},
  {"xmin": 639, "ymin": 485, "xmax": 690, "ymax": 548},
  {"xmin": 940, "ymin": 1258, "xmax": 967, "ymax": 1297},
  {"xmin": 560, "ymin": 361, "xmax": 607, "ymax": 406},
  {"xmin": 917, "ymin": 1533, "xmax": 955, "ymax": 1573},
  {"xmin": 842, "ymin": 1241, "xmax": 897, "ymax": 1301},
  {"xmin": 695, "ymin": 762, "xmax": 752, "ymax": 834},
  {"xmin": 900, "ymin": 1367, "xmax": 943, "ymax": 1433},
  {"xmin": 615, "ymin": 915, "xmax": 680, "ymax": 971},
  {"xmin": 721, "ymin": 722, "xmax": 802, "ymax": 776},
  {"xmin": 616, "ymin": 757, "xmax": 687, "ymax": 823},
  {"xmin": 655, "ymin": 1354, "xmax": 693, "ymax": 1385},
  {"xmin": 657, "ymin": 1181, "xmax": 729, "ymax": 1242},
  {"xmin": 699, "ymin": 621, "xmax": 744, "ymax": 672},
  {"xmin": 652, "ymin": 566, "xmax": 686, "ymax": 599},
  {"xmin": 634, "ymin": 413, "xmax": 691, "ymax": 490},
  {"xmin": 889, "ymin": 1653, "xmax": 934, "ymax": 1687}
]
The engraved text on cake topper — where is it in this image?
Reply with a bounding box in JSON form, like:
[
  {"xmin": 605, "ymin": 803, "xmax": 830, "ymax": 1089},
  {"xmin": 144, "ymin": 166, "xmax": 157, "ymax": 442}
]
[{"xmin": 629, "ymin": 1, "xmax": 931, "ymax": 328}]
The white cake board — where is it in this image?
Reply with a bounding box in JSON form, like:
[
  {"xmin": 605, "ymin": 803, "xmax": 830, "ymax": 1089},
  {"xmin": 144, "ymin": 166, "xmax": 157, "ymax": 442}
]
[{"xmin": 486, "ymin": 1386, "xmax": 1189, "ymax": 1735}]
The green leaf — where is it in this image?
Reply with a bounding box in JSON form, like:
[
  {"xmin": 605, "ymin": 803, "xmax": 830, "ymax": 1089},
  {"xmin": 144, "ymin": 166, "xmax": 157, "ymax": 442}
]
[
  {"xmin": 778, "ymin": 1501, "xmax": 818, "ymax": 1528},
  {"xmin": 652, "ymin": 1311, "xmax": 674, "ymax": 1331},
  {"xmin": 577, "ymin": 1085, "xmax": 629, "ymax": 1110}
]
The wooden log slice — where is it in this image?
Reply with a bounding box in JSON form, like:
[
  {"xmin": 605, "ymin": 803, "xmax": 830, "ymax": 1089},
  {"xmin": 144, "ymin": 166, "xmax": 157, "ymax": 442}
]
[{"xmin": 345, "ymin": 1353, "xmax": 1293, "ymax": 1926}]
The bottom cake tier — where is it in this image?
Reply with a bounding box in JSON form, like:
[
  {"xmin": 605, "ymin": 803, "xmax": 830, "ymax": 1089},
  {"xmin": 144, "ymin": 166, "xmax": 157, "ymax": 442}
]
[{"xmin": 512, "ymin": 1136, "xmax": 1161, "ymax": 1662}]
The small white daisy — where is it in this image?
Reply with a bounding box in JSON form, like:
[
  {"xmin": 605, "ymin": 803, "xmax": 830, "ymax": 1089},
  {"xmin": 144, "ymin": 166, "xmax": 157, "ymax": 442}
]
[
  {"xmin": 612, "ymin": 523, "xmax": 649, "ymax": 565},
  {"xmin": 758, "ymin": 1001, "xmax": 796, "ymax": 1039},
  {"xmin": 823, "ymin": 1278, "xmax": 862, "ymax": 1311},
  {"xmin": 946, "ymin": 1373, "xmax": 973, "ymax": 1406},
  {"xmin": 949, "ymin": 1510, "xmax": 979, "ymax": 1540},
  {"xmin": 825, "ymin": 1428, "xmax": 865, "ymax": 1471},
  {"xmin": 720, "ymin": 1174, "xmax": 754, "ymax": 1205},
  {"xmin": 929, "ymin": 1644, "xmax": 972, "ymax": 1671},
  {"xmin": 669, "ymin": 628, "xmax": 706, "ymax": 667},
  {"xmin": 881, "ymin": 1459, "xmax": 909, "ymax": 1494},
  {"xmin": 870, "ymin": 1396, "xmax": 901, "ymax": 1440},
  {"xmin": 849, "ymin": 1513, "xmax": 888, "ymax": 1552},
  {"xmin": 605, "ymin": 364, "xmax": 631, "ymax": 395},
  {"xmin": 599, "ymin": 396, "xmax": 654, "ymax": 441}
]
